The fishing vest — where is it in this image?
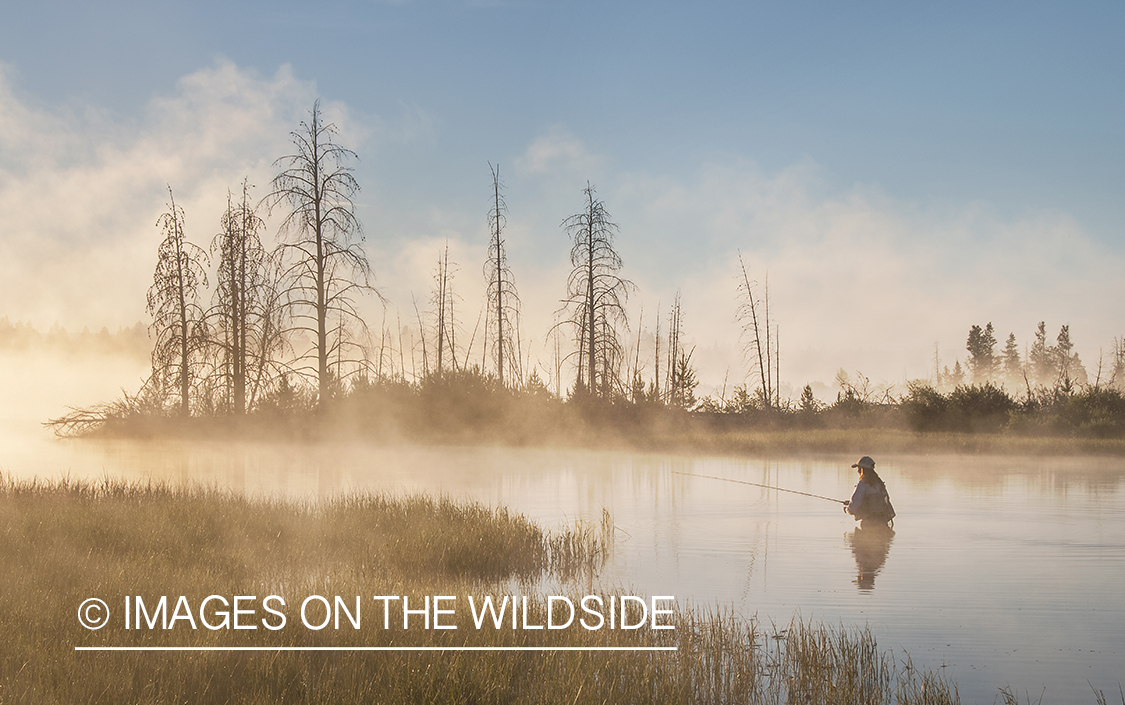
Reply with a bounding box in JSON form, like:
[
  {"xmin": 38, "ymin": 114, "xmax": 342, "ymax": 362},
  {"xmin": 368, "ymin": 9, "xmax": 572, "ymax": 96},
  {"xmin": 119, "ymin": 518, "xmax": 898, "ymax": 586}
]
[{"xmin": 860, "ymin": 483, "xmax": 896, "ymax": 523}]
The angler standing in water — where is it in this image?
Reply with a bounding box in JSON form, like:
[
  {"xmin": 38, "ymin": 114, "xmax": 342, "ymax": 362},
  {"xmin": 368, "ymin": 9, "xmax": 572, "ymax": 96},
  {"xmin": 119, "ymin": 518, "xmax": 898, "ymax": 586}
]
[{"xmin": 844, "ymin": 456, "xmax": 896, "ymax": 528}]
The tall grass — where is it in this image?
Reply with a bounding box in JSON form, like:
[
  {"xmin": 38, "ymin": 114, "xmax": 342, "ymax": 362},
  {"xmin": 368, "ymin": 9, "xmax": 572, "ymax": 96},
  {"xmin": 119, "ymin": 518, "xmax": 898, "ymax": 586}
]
[{"xmin": 0, "ymin": 475, "xmax": 1066, "ymax": 704}]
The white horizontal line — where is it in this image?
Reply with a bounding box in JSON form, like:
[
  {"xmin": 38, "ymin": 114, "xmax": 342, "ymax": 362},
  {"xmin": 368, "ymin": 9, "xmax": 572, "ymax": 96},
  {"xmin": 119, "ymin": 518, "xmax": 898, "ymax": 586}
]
[{"xmin": 75, "ymin": 646, "xmax": 678, "ymax": 652}]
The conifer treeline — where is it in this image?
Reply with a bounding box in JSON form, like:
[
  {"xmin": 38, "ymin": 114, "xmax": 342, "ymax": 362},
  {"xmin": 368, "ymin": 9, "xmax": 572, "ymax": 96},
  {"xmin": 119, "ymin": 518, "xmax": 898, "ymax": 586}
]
[
  {"xmin": 0, "ymin": 318, "xmax": 148, "ymax": 358},
  {"xmin": 941, "ymin": 321, "xmax": 1113, "ymax": 392}
]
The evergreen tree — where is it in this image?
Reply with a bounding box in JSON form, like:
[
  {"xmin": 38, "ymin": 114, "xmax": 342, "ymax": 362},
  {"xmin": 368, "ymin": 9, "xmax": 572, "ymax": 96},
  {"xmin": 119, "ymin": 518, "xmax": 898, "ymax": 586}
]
[
  {"xmin": 950, "ymin": 360, "xmax": 965, "ymax": 387},
  {"xmin": 799, "ymin": 384, "xmax": 818, "ymax": 415},
  {"xmin": 669, "ymin": 351, "xmax": 698, "ymax": 409},
  {"xmin": 1112, "ymin": 337, "xmax": 1125, "ymax": 392},
  {"xmin": 1053, "ymin": 325, "xmax": 1088, "ymax": 386},
  {"xmin": 966, "ymin": 323, "xmax": 998, "ymax": 383},
  {"xmin": 1002, "ymin": 332, "xmax": 1022, "ymax": 390},
  {"xmin": 1029, "ymin": 321, "xmax": 1052, "ymax": 386}
]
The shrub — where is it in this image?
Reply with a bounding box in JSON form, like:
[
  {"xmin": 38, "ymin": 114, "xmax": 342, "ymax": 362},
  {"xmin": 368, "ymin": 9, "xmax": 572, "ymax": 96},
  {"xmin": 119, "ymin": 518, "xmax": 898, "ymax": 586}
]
[
  {"xmin": 1048, "ymin": 387, "xmax": 1125, "ymax": 438},
  {"xmin": 947, "ymin": 383, "xmax": 1016, "ymax": 433},
  {"xmin": 901, "ymin": 383, "xmax": 951, "ymax": 432}
]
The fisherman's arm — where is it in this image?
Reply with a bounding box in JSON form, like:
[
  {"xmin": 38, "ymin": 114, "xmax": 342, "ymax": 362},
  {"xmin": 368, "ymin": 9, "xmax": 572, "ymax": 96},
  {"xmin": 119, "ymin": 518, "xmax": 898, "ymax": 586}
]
[{"xmin": 844, "ymin": 483, "xmax": 867, "ymax": 516}]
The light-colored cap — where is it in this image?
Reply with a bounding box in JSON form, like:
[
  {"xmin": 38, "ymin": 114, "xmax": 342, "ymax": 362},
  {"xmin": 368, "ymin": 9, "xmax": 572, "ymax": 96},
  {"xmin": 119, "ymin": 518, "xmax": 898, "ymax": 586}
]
[{"xmin": 851, "ymin": 456, "xmax": 876, "ymax": 470}]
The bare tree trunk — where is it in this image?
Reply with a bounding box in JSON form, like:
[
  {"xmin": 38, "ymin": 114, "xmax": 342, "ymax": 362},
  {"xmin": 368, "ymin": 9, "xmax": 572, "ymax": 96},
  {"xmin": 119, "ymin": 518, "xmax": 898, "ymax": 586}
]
[
  {"xmin": 315, "ymin": 189, "xmax": 329, "ymax": 402},
  {"xmin": 774, "ymin": 324, "xmax": 780, "ymax": 405},
  {"xmin": 584, "ymin": 188, "xmax": 597, "ymax": 393},
  {"xmin": 176, "ymin": 244, "xmax": 190, "ymax": 415},
  {"xmin": 148, "ymin": 186, "xmax": 209, "ymax": 418},
  {"xmin": 413, "ymin": 295, "xmax": 428, "ymax": 378},
  {"xmin": 484, "ymin": 164, "xmax": 522, "ymax": 388},
  {"xmin": 653, "ymin": 302, "xmax": 661, "ymax": 403},
  {"xmin": 435, "ymin": 248, "xmax": 447, "ymax": 374},
  {"xmin": 561, "ymin": 183, "xmax": 631, "ymax": 400},
  {"xmin": 737, "ymin": 252, "xmax": 769, "ymax": 410},
  {"xmin": 494, "ymin": 168, "xmax": 504, "ymax": 386},
  {"xmin": 667, "ymin": 293, "xmax": 681, "ymax": 404},
  {"xmin": 397, "ymin": 312, "xmax": 406, "ymax": 383},
  {"xmin": 764, "ymin": 275, "xmax": 772, "ymax": 409},
  {"xmin": 266, "ymin": 101, "xmax": 374, "ymax": 408}
]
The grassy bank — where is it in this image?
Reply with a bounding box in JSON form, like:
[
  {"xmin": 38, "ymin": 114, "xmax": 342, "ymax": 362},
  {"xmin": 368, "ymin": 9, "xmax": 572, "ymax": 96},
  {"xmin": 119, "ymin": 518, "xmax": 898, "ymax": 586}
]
[{"xmin": 0, "ymin": 477, "xmax": 973, "ymax": 704}]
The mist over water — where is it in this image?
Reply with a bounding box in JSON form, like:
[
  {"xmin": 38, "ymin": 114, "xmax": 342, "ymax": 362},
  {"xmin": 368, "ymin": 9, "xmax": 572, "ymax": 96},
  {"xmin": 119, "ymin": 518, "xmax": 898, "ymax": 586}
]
[
  {"xmin": 4, "ymin": 349, "xmax": 1124, "ymax": 702},
  {"xmin": 10, "ymin": 439, "xmax": 1125, "ymax": 701}
]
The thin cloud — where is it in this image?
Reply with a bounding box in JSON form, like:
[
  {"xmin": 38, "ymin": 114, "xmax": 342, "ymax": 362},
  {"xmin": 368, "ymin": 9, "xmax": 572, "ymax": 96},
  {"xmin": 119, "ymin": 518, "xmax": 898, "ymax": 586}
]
[
  {"xmin": 515, "ymin": 128, "xmax": 602, "ymax": 178},
  {"xmin": 0, "ymin": 61, "xmax": 351, "ymax": 328},
  {"xmin": 2, "ymin": 61, "xmax": 1120, "ymax": 398}
]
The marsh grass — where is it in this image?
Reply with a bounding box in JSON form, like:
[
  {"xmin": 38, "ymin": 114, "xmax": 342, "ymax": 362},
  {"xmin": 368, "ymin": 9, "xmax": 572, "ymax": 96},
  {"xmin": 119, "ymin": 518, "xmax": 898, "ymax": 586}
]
[
  {"xmin": 0, "ymin": 476, "xmax": 1003, "ymax": 704},
  {"xmin": 1091, "ymin": 685, "xmax": 1125, "ymax": 705}
]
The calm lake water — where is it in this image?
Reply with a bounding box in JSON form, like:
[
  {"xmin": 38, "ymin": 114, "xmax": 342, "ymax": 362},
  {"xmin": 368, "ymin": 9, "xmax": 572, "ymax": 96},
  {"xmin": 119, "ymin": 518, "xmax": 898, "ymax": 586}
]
[{"xmin": 4, "ymin": 417, "xmax": 1123, "ymax": 703}]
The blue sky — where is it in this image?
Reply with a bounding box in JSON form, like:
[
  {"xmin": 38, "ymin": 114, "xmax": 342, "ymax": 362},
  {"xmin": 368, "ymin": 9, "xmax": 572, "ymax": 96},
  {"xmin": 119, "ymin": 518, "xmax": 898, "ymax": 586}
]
[{"xmin": 1, "ymin": 1, "xmax": 1122, "ymax": 395}]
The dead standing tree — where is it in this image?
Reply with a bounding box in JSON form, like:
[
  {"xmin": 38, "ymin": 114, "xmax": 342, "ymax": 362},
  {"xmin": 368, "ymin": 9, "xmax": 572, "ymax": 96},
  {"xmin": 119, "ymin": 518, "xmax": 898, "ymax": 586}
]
[
  {"xmin": 736, "ymin": 252, "xmax": 777, "ymax": 410},
  {"xmin": 209, "ymin": 180, "xmax": 285, "ymax": 415},
  {"xmin": 666, "ymin": 292, "xmax": 682, "ymax": 403},
  {"xmin": 265, "ymin": 101, "xmax": 375, "ymax": 407},
  {"xmin": 147, "ymin": 187, "xmax": 210, "ymax": 416},
  {"xmin": 485, "ymin": 163, "xmax": 522, "ymax": 387},
  {"xmin": 665, "ymin": 291, "xmax": 698, "ymax": 408},
  {"xmin": 561, "ymin": 183, "xmax": 632, "ymax": 399},
  {"xmin": 430, "ymin": 245, "xmax": 459, "ymax": 375}
]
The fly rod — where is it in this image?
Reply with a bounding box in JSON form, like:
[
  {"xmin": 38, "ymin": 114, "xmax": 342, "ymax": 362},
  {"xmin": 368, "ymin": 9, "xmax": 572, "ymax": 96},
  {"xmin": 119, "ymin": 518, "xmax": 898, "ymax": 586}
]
[{"xmin": 670, "ymin": 471, "xmax": 847, "ymax": 504}]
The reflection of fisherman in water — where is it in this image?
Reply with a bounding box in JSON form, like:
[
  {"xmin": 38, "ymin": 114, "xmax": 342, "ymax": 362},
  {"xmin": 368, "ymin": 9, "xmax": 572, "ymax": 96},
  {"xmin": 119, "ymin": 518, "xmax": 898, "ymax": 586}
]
[
  {"xmin": 846, "ymin": 523, "xmax": 895, "ymax": 590},
  {"xmin": 842, "ymin": 456, "xmax": 897, "ymax": 589}
]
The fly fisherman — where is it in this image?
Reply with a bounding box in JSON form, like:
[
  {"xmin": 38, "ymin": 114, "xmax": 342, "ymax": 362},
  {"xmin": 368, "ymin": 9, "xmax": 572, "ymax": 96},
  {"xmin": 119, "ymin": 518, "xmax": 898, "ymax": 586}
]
[{"xmin": 843, "ymin": 456, "xmax": 896, "ymax": 527}]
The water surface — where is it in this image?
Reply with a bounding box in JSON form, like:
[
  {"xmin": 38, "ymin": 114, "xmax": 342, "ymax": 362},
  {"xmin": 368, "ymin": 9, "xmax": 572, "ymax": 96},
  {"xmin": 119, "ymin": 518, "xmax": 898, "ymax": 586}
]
[{"xmin": 5, "ymin": 426, "xmax": 1123, "ymax": 703}]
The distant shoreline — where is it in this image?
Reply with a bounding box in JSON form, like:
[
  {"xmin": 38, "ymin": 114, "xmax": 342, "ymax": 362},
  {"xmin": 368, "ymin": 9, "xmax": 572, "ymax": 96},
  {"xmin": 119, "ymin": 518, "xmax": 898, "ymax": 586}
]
[
  {"xmin": 651, "ymin": 424, "xmax": 1125, "ymax": 458},
  {"xmin": 49, "ymin": 413, "xmax": 1125, "ymax": 458}
]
